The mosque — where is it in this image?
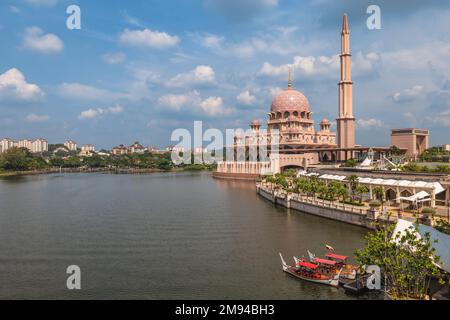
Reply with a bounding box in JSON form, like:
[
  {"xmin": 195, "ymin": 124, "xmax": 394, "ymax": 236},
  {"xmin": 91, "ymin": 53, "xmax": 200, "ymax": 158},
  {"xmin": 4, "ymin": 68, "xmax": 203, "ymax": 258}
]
[{"xmin": 214, "ymin": 14, "xmax": 387, "ymax": 180}]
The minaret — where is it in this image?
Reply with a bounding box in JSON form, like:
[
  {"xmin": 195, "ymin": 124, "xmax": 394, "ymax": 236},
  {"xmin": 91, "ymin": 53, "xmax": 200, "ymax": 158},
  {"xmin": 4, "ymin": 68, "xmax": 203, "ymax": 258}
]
[{"xmin": 337, "ymin": 14, "xmax": 355, "ymax": 161}]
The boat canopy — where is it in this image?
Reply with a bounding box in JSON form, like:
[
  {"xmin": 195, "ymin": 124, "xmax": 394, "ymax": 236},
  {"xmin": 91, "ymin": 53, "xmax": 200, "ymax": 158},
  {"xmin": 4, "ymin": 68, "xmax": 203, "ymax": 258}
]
[
  {"xmin": 297, "ymin": 261, "xmax": 318, "ymax": 270},
  {"xmin": 313, "ymin": 258, "xmax": 337, "ymax": 266},
  {"xmin": 325, "ymin": 253, "xmax": 348, "ymax": 261}
]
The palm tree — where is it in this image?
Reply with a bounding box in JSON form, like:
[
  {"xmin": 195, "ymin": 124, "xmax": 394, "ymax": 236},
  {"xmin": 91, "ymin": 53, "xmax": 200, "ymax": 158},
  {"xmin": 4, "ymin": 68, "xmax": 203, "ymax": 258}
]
[
  {"xmin": 317, "ymin": 181, "xmax": 328, "ymax": 206},
  {"xmin": 337, "ymin": 185, "xmax": 348, "ymax": 203},
  {"xmin": 356, "ymin": 185, "xmax": 369, "ymax": 204},
  {"xmin": 373, "ymin": 186, "xmax": 384, "ymax": 211},
  {"xmin": 346, "ymin": 175, "xmax": 359, "ymax": 202}
]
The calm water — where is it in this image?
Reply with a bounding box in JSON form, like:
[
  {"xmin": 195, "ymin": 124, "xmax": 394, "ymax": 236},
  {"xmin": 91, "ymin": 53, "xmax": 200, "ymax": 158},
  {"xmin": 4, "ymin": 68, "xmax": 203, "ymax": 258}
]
[{"xmin": 0, "ymin": 172, "xmax": 373, "ymax": 299}]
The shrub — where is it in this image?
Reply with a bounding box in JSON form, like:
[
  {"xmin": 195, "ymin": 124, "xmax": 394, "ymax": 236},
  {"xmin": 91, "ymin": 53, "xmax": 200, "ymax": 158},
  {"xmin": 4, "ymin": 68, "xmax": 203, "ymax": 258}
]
[{"xmin": 369, "ymin": 200, "xmax": 381, "ymax": 208}]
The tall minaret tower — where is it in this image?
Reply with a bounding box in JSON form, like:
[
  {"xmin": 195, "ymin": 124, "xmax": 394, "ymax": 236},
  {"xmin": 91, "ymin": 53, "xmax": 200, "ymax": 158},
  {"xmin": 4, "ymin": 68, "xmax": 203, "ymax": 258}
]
[{"xmin": 337, "ymin": 14, "xmax": 355, "ymax": 161}]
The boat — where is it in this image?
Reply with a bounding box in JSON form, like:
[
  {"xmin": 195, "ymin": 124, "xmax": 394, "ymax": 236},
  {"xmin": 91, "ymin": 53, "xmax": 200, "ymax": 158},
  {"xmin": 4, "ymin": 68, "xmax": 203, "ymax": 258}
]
[
  {"xmin": 306, "ymin": 249, "xmax": 358, "ymax": 280},
  {"xmin": 279, "ymin": 253, "xmax": 341, "ymax": 287}
]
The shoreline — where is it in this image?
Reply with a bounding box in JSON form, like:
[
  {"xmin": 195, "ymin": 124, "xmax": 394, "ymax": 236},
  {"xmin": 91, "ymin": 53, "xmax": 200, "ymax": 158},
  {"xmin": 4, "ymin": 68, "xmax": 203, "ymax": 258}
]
[{"xmin": 0, "ymin": 167, "xmax": 213, "ymax": 178}]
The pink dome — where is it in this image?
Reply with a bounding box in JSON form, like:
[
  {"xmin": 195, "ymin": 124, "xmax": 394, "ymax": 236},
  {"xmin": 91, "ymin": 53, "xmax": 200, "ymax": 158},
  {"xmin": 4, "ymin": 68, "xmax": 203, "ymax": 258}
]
[
  {"xmin": 320, "ymin": 118, "xmax": 330, "ymax": 124},
  {"xmin": 271, "ymin": 88, "xmax": 310, "ymax": 113},
  {"xmin": 250, "ymin": 119, "xmax": 261, "ymax": 126}
]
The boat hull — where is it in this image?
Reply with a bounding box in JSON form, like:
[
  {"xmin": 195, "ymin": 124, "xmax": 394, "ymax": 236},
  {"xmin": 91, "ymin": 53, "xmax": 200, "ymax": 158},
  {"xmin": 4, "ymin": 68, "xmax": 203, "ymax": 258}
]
[{"xmin": 279, "ymin": 253, "xmax": 340, "ymax": 287}]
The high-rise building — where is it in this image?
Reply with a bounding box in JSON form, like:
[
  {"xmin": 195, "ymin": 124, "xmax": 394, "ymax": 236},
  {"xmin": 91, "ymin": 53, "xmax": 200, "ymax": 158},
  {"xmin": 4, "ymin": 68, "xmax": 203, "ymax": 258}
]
[
  {"xmin": 64, "ymin": 140, "xmax": 78, "ymax": 151},
  {"xmin": 336, "ymin": 14, "xmax": 356, "ymax": 161},
  {"xmin": 0, "ymin": 138, "xmax": 14, "ymax": 153},
  {"xmin": 31, "ymin": 138, "xmax": 48, "ymax": 153},
  {"xmin": 18, "ymin": 139, "xmax": 33, "ymax": 150}
]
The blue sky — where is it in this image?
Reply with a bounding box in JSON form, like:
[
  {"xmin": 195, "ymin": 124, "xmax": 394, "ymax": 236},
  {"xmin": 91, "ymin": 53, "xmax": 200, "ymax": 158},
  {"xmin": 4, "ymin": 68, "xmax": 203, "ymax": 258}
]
[{"xmin": 0, "ymin": 0, "xmax": 449, "ymax": 149}]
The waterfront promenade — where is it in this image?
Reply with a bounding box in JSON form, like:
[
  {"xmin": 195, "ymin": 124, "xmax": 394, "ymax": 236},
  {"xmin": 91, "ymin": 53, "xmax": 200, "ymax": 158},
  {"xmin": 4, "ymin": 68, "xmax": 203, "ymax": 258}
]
[{"xmin": 256, "ymin": 182, "xmax": 433, "ymax": 230}]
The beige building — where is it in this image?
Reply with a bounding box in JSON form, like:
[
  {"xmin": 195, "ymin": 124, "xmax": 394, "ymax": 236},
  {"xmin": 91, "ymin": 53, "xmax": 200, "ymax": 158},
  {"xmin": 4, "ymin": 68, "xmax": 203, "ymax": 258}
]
[
  {"xmin": 64, "ymin": 140, "xmax": 78, "ymax": 151},
  {"xmin": 81, "ymin": 144, "xmax": 95, "ymax": 152},
  {"xmin": 391, "ymin": 128, "xmax": 429, "ymax": 159},
  {"xmin": 0, "ymin": 138, "xmax": 14, "ymax": 153},
  {"xmin": 112, "ymin": 144, "xmax": 128, "ymax": 155},
  {"xmin": 31, "ymin": 138, "xmax": 48, "ymax": 153},
  {"xmin": 17, "ymin": 139, "xmax": 33, "ymax": 150}
]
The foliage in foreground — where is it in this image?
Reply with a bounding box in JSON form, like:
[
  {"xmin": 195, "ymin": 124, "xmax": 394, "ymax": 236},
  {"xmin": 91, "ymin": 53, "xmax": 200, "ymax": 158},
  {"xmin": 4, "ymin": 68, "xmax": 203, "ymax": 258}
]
[{"xmin": 356, "ymin": 224, "xmax": 445, "ymax": 300}]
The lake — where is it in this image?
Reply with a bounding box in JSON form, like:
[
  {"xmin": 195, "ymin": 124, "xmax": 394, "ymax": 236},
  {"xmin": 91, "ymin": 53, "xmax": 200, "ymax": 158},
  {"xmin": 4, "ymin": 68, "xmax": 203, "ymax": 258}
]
[{"xmin": 0, "ymin": 172, "xmax": 375, "ymax": 299}]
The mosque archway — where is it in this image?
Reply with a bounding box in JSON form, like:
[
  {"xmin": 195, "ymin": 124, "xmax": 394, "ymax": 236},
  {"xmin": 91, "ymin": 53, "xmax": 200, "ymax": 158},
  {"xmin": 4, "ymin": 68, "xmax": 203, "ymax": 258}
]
[{"xmin": 385, "ymin": 189, "xmax": 397, "ymax": 201}]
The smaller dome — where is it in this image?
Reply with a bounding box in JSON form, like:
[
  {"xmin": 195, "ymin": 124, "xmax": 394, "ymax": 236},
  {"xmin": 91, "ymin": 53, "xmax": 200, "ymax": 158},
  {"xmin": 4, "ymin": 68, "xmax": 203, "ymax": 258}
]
[
  {"xmin": 320, "ymin": 118, "xmax": 330, "ymax": 124},
  {"xmin": 250, "ymin": 119, "xmax": 261, "ymax": 126}
]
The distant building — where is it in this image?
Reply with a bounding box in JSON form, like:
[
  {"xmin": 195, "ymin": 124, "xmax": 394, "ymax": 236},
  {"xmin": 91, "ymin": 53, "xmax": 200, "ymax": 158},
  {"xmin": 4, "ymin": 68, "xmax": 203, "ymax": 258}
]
[
  {"xmin": 166, "ymin": 145, "xmax": 184, "ymax": 153},
  {"xmin": 79, "ymin": 144, "xmax": 95, "ymax": 157},
  {"xmin": 128, "ymin": 142, "xmax": 145, "ymax": 154},
  {"xmin": 193, "ymin": 147, "xmax": 207, "ymax": 154},
  {"xmin": 64, "ymin": 140, "xmax": 77, "ymax": 151},
  {"xmin": 442, "ymin": 144, "xmax": 450, "ymax": 152},
  {"xmin": 112, "ymin": 144, "xmax": 128, "ymax": 155},
  {"xmin": 81, "ymin": 144, "xmax": 95, "ymax": 152},
  {"xmin": 391, "ymin": 128, "xmax": 429, "ymax": 159},
  {"xmin": 17, "ymin": 139, "xmax": 33, "ymax": 150},
  {"xmin": 0, "ymin": 138, "xmax": 14, "ymax": 153},
  {"xmin": 31, "ymin": 138, "xmax": 48, "ymax": 153},
  {"xmin": 148, "ymin": 146, "xmax": 159, "ymax": 153}
]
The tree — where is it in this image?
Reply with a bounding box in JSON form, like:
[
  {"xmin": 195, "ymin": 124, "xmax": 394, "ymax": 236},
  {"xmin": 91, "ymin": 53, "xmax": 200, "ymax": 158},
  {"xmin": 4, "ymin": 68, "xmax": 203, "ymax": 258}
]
[
  {"xmin": 0, "ymin": 147, "xmax": 33, "ymax": 171},
  {"xmin": 355, "ymin": 185, "xmax": 369, "ymax": 204},
  {"xmin": 157, "ymin": 158, "xmax": 172, "ymax": 171},
  {"xmin": 373, "ymin": 186, "xmax": 384, "ymax": 210},
  {"xmin": 344, "ymin": 158, "xmax": 357, "ymax": 167},
  {"xmin": 356, "ymin": 224, "xmax": 444, "ymax": 300},
  {"xmin": 346, "ymin": 175, "xmax": 359, "ymax": 201},
  {"xmin": 337, "ymin": 184, "xmax": 349, "ymax": 203},
  {"xmin": 64, "ymin": 156, "xmax": 82, "ymax": 168}
]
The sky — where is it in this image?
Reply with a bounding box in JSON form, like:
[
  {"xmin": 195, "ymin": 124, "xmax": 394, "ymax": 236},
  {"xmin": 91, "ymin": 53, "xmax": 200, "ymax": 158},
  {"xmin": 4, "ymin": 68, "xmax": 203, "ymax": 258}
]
[{"xmin": 0, "ymin": 0, "xmax": 449, "ymax": 149}]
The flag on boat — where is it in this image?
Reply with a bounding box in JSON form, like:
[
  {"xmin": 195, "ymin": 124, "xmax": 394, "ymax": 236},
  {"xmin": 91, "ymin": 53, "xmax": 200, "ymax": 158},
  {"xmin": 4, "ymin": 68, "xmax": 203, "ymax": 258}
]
[
  {"xmin": 307, "ymin": 250, "xmax": 316, "ymax": 261},
  {"xmin": 325, "ymin": 245, "xmax": 334, "ymax": 252}
]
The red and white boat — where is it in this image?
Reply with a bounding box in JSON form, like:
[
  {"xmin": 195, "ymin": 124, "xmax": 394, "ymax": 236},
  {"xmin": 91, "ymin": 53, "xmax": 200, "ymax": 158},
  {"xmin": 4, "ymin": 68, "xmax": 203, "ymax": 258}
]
[
  {"xmin": 279, "ymin": 253, "xmax": 341, "ymax": 287},
  {"xmin": 305, "ymin": 249, "xmax": 358, "ymax": 280}
]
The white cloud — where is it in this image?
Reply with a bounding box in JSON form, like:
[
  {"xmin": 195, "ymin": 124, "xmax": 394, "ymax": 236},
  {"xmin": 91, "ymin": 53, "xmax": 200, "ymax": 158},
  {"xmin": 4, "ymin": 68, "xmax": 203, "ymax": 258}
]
[
  {"xmin": 167, "ymin": 65, "xmax": 216, "ymax": 87},
  {"xmin": 392, "ymin": 85, "xmax": 425, "ymax": 103},
  {"xmin": 25, "ymin": 0, "xmax": 57, "ymax": 5},
  {"xmin": 353, "ymin": 52, "xmax": 381, "ymax": 73},
  {"xmin": 158, "ymin": 91, "xmax": 201, "ymax": 111},
  {"xmin": 119, "ymin": 29, "xmax": 179, "ymax": 49},
  {"xmin": 158, "ymin": 91, "xmax": 233, "ymax": 116},
  {"xmin": 0, "ymin": 68, "xmax": 45, "ymax": 101},
  {"xmin": 201, "ymin": 34, "xmax": 224, "ymax": 49},
  {"xmin": 357, "ymin": 118, "xmax": 384, "ymax": 129},
  {"xmin": 259, "ymin": 51, "xmax": 380, "ymax": 79},
  {"xmin": 102, "ymin": 52, "xmax": 126, "ymax": 64},
  {"xmin": 23, "ymin": 27, "xmax": 63, "ymax": 54},
  {"xmin": 200, "ymin": 96, "xmax": 230, "ymax": 116},
  {"xmin": 269, "ymin": 87, "xmax": 283, "ymax": 97},
  {"xmin": 259, "ymin": 55, "xmax": 339, "ymax": 78},
  {"xmin": 425, "ymin": 109, "xmax": 450, "ymax": 126},
  {"xmin": 25, "ymin": 114, "xmax": 49, "ymax": 122},
  {"xmin": 78, "ymin": 104, "xmax": 124, "ymax": 120},
  {"xmin": 237, "ymin": 90, "xmax": 256, "ymax": 106},
  {"xmin": 59, "ymin": 83, "xmax": 118, "ymax": 101}
]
